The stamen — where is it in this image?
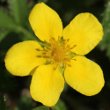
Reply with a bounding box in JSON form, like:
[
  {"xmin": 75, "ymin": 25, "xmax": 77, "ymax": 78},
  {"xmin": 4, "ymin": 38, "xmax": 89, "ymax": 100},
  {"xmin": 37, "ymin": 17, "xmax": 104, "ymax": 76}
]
[
  {"xmin": 35, "ymin": 37, "xmax": 77, "ymax": 68},
  {"xmin": 70, "ymin": 45, "xmax": 77, "ymax": 49},
  {"xmin": 43, "ymin": 56, "xmax": 50, "ymax": 58},
  {"xmin": 36, "ymin": 55, "xmax": 42, "ymax": 57},
  {"xmin": 36, "ymin": 48, "xmax": 43, "ymax": 51},
  {"xmin": 65, "ymin": 39, "xmax": 70, "ymax": 43},
  {"xmin": 72, "ymin": 58, "xmax": 76, "ymax": 61},
  {"xmin": 42, "ymin": 52, "xmax": 47, "ymax": 54},
  {"xmin": 66, "ymin": 62, "xmax": 71, "ymax": 67}
]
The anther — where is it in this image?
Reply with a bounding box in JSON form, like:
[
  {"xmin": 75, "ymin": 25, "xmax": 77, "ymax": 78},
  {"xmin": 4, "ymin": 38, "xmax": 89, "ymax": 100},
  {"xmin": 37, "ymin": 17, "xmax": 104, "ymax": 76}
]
[
  {"xmin": 66, "ymin": 39, "xmax": 69, "ymax": 42},
  {"xmin": 67, "ymin": 64, "xmax": 71, "ymax": 67},
  {"xmin": 36, "ymin": 55, "xmax": 42, "ymax": 57},
  {"xmin": 70, "ymin": 45, "xmax": 77, "ymax": 49},
  {"xmin": 36, "ymin": 48, "xmax": 42, "ymax": 51},
  {"xmin": 42, "ymin": 55, "xmax": 50, "ymax": 58},
  {"xmin": 72, "ymin": 58, "xmax": 76, "ymax": 61}
]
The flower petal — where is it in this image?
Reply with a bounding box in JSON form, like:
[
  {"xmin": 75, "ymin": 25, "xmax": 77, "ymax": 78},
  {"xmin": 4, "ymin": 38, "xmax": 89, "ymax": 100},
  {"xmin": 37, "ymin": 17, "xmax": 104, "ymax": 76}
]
[
  {"xmin": 30, "ymin": 64, "xmax": 64, "ymax": 106},
  {"xmin": 63, "ymin": 13, "xmax": 103, "ymax": 55},
  {"xmin": 64, "ymin": 56, "xmax": 105, "ymax": 96},
  {"xmin": 5, "ymin": 41, "xmax": 45, "ymax": 76},
  {"xmin": 29, "ymin": 3, "xmax": 63, "ymax": 42}
]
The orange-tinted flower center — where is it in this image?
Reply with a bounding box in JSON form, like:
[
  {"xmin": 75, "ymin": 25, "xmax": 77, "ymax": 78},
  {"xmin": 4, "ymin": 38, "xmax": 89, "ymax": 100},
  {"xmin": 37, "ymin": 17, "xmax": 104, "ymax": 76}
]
[{"xmin": 36, "ymin": 37, "xmax": 76, "ymax": 65}]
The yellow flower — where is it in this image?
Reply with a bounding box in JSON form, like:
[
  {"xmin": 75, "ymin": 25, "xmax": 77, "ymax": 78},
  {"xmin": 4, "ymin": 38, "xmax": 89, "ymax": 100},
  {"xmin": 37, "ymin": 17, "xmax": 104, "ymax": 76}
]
[{"xmin": 5, "ymin": 2, "xmax": 105, "ymax": 106}]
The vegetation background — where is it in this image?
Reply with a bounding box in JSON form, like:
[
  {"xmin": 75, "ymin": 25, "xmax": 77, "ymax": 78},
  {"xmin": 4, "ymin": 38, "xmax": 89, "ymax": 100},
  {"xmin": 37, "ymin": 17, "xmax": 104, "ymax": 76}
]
[{"xmin": 0, "ymin": 0, "xmax": 110, "ymax": 110}]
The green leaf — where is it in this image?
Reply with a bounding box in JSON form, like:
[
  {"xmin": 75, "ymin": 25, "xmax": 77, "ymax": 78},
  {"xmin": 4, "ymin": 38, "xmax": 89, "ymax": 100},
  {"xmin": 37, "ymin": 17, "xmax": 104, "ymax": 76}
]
[
  {"xmin": 99, "ymin": 1, "xmax": 110, "ymax": 58},
  {"xmin": 16, "ymin": 95, "xmax": 33, "ymax": 110},
  {"xmin": 0, "ymin": 9, "xmax": 16, "ymax": 29},
  {"xmin": 32, "ymin": 100, "xmax": 67, "ymax": 110},
  {"xmin": 33, "ymin": 106, "xmax": 49, "ymax": 110},
  {"xmin": 14, "ymin": 26, "xmax": 36, "ymax": 40},
  {"xmin": 8, "ymin": 0, "xmax": 29, "ymax": 26},
  {"xmin": 0, "ymin": 30, "xmax": 10, "ymax": 42},
  {"xmin": 52, "ymin": 100, "xmax": 67, "ymax": 110}
]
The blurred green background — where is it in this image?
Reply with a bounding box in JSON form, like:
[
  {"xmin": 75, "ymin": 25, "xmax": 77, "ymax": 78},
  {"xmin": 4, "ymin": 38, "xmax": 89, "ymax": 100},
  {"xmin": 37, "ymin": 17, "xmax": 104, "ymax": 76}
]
[{"xmin": 0, "ymin": 0, "xmax": 110, "ymax": 110}]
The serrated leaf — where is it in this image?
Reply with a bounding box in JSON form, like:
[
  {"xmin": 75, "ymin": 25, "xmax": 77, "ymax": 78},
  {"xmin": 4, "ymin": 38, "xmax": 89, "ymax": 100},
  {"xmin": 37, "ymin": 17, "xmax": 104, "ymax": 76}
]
[
  {"xmin": 33, "ymin": 106, "xmax": 49, "ymax": 110},
  {"xmin": 8, "ymin": 0, "xmax": 29, "ymax": 26},
  {"xmin": 0, "ymin": 30, "xmax": 10, "ymax": 42},
  {"xmin": 0, "ymin": 9, "xmax": 16, "ymax": 29}
]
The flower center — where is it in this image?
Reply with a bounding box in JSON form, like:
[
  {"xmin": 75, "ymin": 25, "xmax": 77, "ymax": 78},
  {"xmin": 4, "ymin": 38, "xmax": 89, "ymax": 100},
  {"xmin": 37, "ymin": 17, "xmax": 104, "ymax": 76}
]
[
  {"xmin": 36, "ymin": 37, "xmax": 76, "ymax": 65},
  {"xmin": 49, "ymin": 38, "xmax": 68, "ymax": 63}
]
